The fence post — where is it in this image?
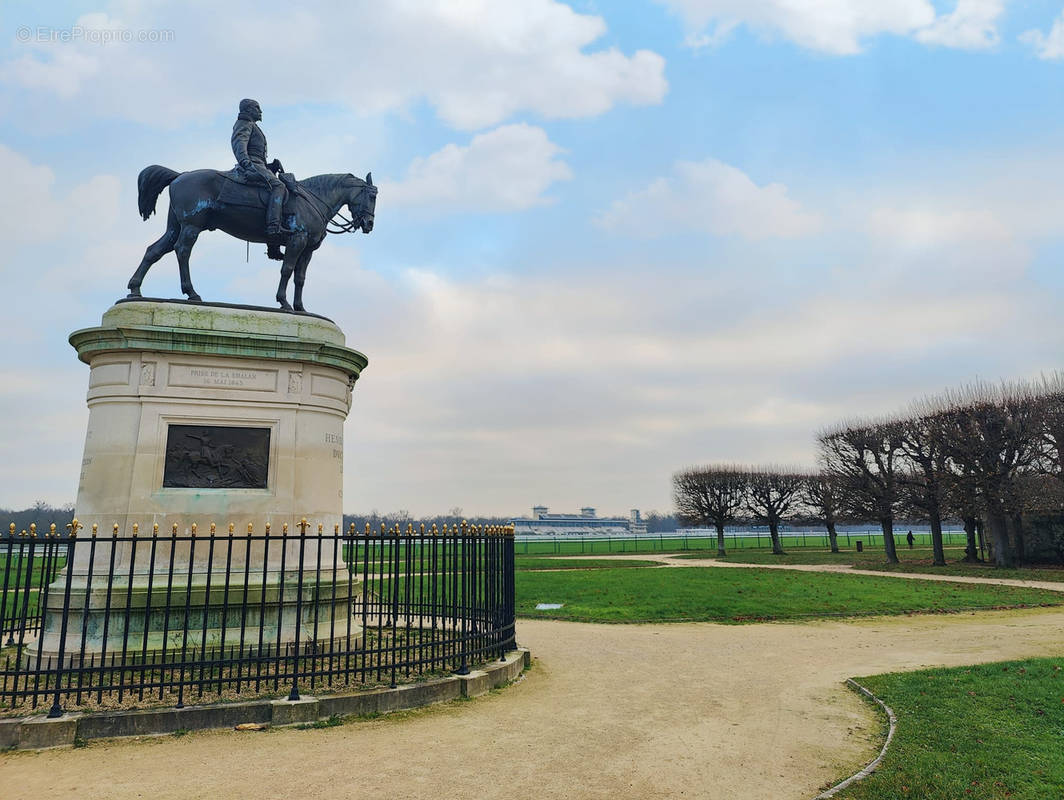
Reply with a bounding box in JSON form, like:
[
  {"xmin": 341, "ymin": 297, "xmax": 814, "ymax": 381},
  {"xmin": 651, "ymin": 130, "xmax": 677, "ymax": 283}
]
[
  {"xmin": 46, "ymin": 520, "xmax": 81, "ymax": 718},
  {"xmin": 454, "ymin": 521, "xmax": 470, "ymax": 676},
  {"xmin": 289, "ymin": 518, "xmax": 309, "ymax": 701}
]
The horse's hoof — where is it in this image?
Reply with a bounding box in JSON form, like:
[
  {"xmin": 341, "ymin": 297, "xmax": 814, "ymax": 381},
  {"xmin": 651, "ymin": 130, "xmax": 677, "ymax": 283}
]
[
  {"xmin": 294, "ymin": 304, "xmax": 305, "ymax": 313},
  {"xmin": 126, "ymin": 289, "xmax": 141, "ymax": 299},
  {"xmin": 187, "ymin": 293, "xmax": 202, "ymax": 303},
  {"xmin": 277, "ymin": 300, "xmax": 293, "ymax": 311}
]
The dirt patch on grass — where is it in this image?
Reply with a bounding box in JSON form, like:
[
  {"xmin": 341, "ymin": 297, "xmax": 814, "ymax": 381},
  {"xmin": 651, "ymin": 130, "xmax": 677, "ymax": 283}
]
[{"xmin": 4, "ymin": 608, "xmax": 1064, "ymax": 799}]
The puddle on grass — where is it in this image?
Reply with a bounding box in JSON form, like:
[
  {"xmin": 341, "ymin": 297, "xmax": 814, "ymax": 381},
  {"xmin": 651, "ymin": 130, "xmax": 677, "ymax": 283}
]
[{"xmin": 535, "ymin": 603, "xmax": 564, "ymax": 610}]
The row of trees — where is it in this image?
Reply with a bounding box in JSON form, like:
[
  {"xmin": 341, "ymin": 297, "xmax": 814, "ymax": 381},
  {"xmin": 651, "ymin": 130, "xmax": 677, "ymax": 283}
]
[
  {"xmin": 673, "ymin": 466, "xmax": 832, "ymax": 557},
  {"xmin": 674, "ymin": 375, "xmax": 1064, "ymax": 567}
]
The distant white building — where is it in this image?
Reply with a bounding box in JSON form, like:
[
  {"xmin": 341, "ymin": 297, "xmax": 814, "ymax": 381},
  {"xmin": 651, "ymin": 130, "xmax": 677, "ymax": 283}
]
[{"xmin": 511, "ymin": 506, "xmax": 646, "ymax": 536}]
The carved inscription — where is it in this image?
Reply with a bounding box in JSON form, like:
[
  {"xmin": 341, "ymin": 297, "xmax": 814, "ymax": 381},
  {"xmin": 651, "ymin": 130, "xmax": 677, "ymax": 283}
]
[
  {"xmin": 163, "ymin": 425, "xmax": 270, "ymax": 489},
  {"xmin": 169, "ymin": 364, "xmax": 277, "ymax": 391}
]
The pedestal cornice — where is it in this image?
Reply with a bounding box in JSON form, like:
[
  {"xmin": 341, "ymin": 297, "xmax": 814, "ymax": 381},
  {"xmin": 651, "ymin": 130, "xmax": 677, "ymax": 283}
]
[{"xmin": 69, "ymin": 300, "xmax": 368, "ymax": 382}]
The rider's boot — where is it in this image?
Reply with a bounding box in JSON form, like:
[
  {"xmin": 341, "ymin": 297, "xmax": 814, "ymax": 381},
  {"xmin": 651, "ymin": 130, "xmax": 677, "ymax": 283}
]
[
  {"xmin": 266, "ymin": 243, "xmax": 285, "ymax": 261},
  {"xmin": 265, "ymin": 185, "xmax": 294, "ymax": 237}
]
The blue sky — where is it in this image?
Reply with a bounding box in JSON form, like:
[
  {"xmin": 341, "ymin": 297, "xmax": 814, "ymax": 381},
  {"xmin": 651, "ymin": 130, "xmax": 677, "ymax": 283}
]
[{"xmin": 2, "ymin": 0, "xmax": 1064, "ymax": 516}]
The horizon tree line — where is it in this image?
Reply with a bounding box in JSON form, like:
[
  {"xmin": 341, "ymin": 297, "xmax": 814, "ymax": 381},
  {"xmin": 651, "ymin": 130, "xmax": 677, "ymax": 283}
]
[{"xmin": 674, "ymin": 374, "xmax": 1064, "ymax": 567}]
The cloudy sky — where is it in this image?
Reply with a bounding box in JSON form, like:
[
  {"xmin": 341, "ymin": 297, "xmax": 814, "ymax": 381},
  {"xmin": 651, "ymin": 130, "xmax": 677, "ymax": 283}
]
[{"xmin": 2, "ymin": 1, "xmax": 1064, "ymax": 517}]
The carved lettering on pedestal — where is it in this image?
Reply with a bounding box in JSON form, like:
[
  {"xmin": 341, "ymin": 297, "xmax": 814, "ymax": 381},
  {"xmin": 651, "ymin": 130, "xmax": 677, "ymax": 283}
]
[
  {"xmin": 169, "ymin": 364, "xmax": 277, "ymax": 391},
  {"xmin": 163, "ymin": 425, "xmax": 270, "ymax": 489}
]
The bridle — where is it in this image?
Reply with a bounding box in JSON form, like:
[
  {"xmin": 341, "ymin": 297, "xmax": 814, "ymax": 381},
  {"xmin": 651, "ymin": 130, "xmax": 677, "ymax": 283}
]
[{"xmin": 300, "ymin": 178, "xmax": 375, "ymax": 234}]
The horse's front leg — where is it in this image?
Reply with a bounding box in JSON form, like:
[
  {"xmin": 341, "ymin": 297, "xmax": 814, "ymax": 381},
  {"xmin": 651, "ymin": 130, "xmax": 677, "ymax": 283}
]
[
  {"xmin": 276, "ymin": 234, "xmax": 307, "ymax": 311},
  {"xmin": 275, "ymin": 262, "xmax": 293, "ymax": 310}
]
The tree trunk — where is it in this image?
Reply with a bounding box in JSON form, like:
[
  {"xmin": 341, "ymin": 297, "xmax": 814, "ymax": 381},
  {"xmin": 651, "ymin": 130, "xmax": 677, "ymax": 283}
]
[
  {"xmin": 929, "ymin": 511, "xmax": 945, "ymax": 567},
  {"xmin": 881, "ymin": 516, "xmax": 899, "ymax": 564},
  {"xmin": 977, "ymin": 519, "xmax": 988, "ymax": 561},
  {"xmin": 715, "ymin": 522, "xmax": 726, "ymax": 558},
  {"xmin": 769, "ymin": 521, "xmax": 785, "ymax": 555},
  {"xmin": 826, "ymin": 520, "xmax": 839, "ymax": 553},
  {"xmin": 1010, "ymin": 514, "xmax": 1026, "ymax": 566},
  {"xmin": 985, "ymin": 510, "xmax": 1015, "ymax": 568},
  {"xmin": 962, "ymin": 517, "xmax": 980, "ymax": 563}
]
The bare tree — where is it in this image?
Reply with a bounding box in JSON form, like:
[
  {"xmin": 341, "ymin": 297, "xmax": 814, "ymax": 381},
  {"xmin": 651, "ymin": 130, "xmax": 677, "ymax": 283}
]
[
  {"xmin": 932, "ymin": 381, "xmax": 1044, "ymax": 567},
  {"xmin": 802, "ymin": 473, "xmax": 843, "ymax": 553},
  {"xmin": 942, "ymin": 465, "xmax": 983, "ymax": 563},
  {"xmin": 896, "ymin": 412, "xmax": 951, "ymax": 566},
  {"xmin": 673, "ymin": 466, "xmax": 748, "ymax": 556},
  {"xmin": 1036, "ymin": 372, "xmax": 1064, "ymax": 478},
  {"xmin": 744, "ymin": 467, "xmax": 806, "ymax": 555},
  {"xmin": 818, "ymin": 420, "xmax": 905, "ymax": 564}
]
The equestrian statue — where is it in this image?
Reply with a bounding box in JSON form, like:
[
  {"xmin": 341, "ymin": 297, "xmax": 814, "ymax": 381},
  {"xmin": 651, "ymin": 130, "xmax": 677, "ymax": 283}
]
[{"xmin": 127, "ymin": 98, "xmax": 377, "ymax": 313}]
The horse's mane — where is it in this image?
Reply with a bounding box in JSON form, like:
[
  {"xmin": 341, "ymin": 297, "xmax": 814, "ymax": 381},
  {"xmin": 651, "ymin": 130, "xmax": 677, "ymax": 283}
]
[{"xmin": 299, "ymin": 173, "xmax": 364, "ymax": 193}]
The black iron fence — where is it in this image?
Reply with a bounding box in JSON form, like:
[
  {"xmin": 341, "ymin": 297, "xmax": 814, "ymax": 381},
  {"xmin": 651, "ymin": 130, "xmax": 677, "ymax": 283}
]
[{"xmin": 0, "ymin": 520, "xmax": 516, "ymax": 718}]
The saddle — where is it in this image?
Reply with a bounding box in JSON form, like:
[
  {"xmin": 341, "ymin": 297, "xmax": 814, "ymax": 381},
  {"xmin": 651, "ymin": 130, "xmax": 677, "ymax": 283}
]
[{"xmin": 218, "ymin": 167, "xmax": 304, "ymax": 213}]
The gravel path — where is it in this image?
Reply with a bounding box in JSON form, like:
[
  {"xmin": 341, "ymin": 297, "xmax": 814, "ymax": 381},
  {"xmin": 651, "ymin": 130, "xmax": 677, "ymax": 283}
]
[{"xmin": 4, "ymin": 609, "xmax": 1064, "ymax": 800}]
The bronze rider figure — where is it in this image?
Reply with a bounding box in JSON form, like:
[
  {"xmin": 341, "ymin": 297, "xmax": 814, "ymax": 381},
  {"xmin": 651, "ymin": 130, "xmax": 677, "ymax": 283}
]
[{"xmin": 231, "ymin": 98, "xmax": 292, "ymax": 260}]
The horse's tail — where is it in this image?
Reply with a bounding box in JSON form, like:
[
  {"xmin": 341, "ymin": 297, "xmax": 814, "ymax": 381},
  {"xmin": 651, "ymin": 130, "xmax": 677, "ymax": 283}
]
[{"xmin": 138, "ymin": 165, "xmax": 180, "ymax": 220}]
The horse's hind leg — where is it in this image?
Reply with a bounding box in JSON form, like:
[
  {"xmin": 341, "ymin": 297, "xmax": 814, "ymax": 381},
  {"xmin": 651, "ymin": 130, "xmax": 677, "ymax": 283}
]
[
  {"xmin": 275, "ymin": 234, "xmax": 306, "ymax": 311},
  {"xmin": 174, "ymin": 224, "xmax": 203, "ymax": 302},
  {"xmin": 292, "ymin": 250, "xmax": 312, "ymax": 313},
  {"xmin": 127, "ymin": 209, "xmax": 179, "ymax": 297}
]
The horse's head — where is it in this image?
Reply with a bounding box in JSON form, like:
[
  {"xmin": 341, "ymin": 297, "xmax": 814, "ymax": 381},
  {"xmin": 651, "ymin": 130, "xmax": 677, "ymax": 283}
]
[{"xmin": 347, "ymin": 172, "xmax": 378, "ymax": 233}]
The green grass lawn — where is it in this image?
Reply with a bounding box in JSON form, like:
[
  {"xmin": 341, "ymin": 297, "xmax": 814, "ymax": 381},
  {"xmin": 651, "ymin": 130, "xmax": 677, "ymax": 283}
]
[
  {"xmin": 834, "ymin": 658, "xmax": 1064, "ymax": 799},
  {"xmin": 514, "ymin": 557, "xmax": 662, "ymax": 571},
  {"xmin": 515, "ymin": 566, "xmax": 1063, "ymax": 623},
  {"xmin": 675, "ymin": 546, "xmax": 1064, "ymax": 583}
]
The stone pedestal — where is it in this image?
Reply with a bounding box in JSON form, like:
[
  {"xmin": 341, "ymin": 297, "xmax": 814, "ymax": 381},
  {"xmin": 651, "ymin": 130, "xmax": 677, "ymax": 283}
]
[
  {"xmin": 68, "ymin": 300, "xmax": 366, "ymax": 536},
  {"xmin": 31, "ymin": 300, "xmax": 368, "ymax": 665}
]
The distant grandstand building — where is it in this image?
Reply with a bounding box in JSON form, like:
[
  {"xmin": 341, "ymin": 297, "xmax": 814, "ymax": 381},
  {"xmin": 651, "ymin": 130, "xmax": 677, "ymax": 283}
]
[{"xmin": 511, "ymin": 506, "xmax": 646, "ymax": 536}]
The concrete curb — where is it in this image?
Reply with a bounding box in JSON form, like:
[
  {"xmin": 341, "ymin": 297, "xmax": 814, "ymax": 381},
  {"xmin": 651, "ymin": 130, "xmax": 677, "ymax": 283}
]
[
  {"xmin": 813, "ymin": 678, "xmax": 897, "ymax": 799},
  {"xmin": 0, "ymin": 648, "xmax": 530, "ymax": 750}
]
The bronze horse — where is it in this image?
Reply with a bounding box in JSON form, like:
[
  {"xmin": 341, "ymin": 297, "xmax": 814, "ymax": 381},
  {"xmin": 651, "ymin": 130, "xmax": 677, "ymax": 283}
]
[{"xmin": 129, "ymin": 166, "xmax": 377, "ymax": 312}]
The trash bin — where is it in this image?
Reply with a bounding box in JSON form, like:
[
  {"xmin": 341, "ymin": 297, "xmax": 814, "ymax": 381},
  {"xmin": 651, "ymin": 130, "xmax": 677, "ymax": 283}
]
[{"xmin": 856, "ymin": 540, "xmax": 863, "ymax": 552}]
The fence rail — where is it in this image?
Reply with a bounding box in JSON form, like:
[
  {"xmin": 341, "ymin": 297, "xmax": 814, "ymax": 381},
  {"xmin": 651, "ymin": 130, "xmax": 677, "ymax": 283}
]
[
  {"xmin": 513, "ymin": 529, "xmax": 968, "ymax": 555},
  {"xmin": 1, "ymin": 520, "xmax": 515, "ymax": 718}
]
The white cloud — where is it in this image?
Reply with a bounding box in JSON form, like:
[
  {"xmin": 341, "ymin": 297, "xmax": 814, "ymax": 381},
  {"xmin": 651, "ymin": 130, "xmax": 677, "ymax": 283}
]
[
  {"xmin": 0, "ymin": 144, "xmax": 121, "ymax": 242},
  {"xmin": 915, "ymin": 0, "xmax": 1004, "ymax": 50},
  {"xmin": 1, "ymin": 1, "xmax": 667, "ymax": 130},
  {"xmin": 658, "ymin": 0, "xmax": 1004, "ymax": 54},
  {"xmin": 595, "ymin": 158, "xmax": 822, "ymax": 239},
  {"xmin": 866, "ymin": 207, "xmax": 1010, "ymax": 246},
  {"xmin": 384, "ymin": 124, "xmax": 572, "ymax": 211},
  {"xmin": 1020, "ymin": 10, "xmax": 1064, "ymax": 60}
]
